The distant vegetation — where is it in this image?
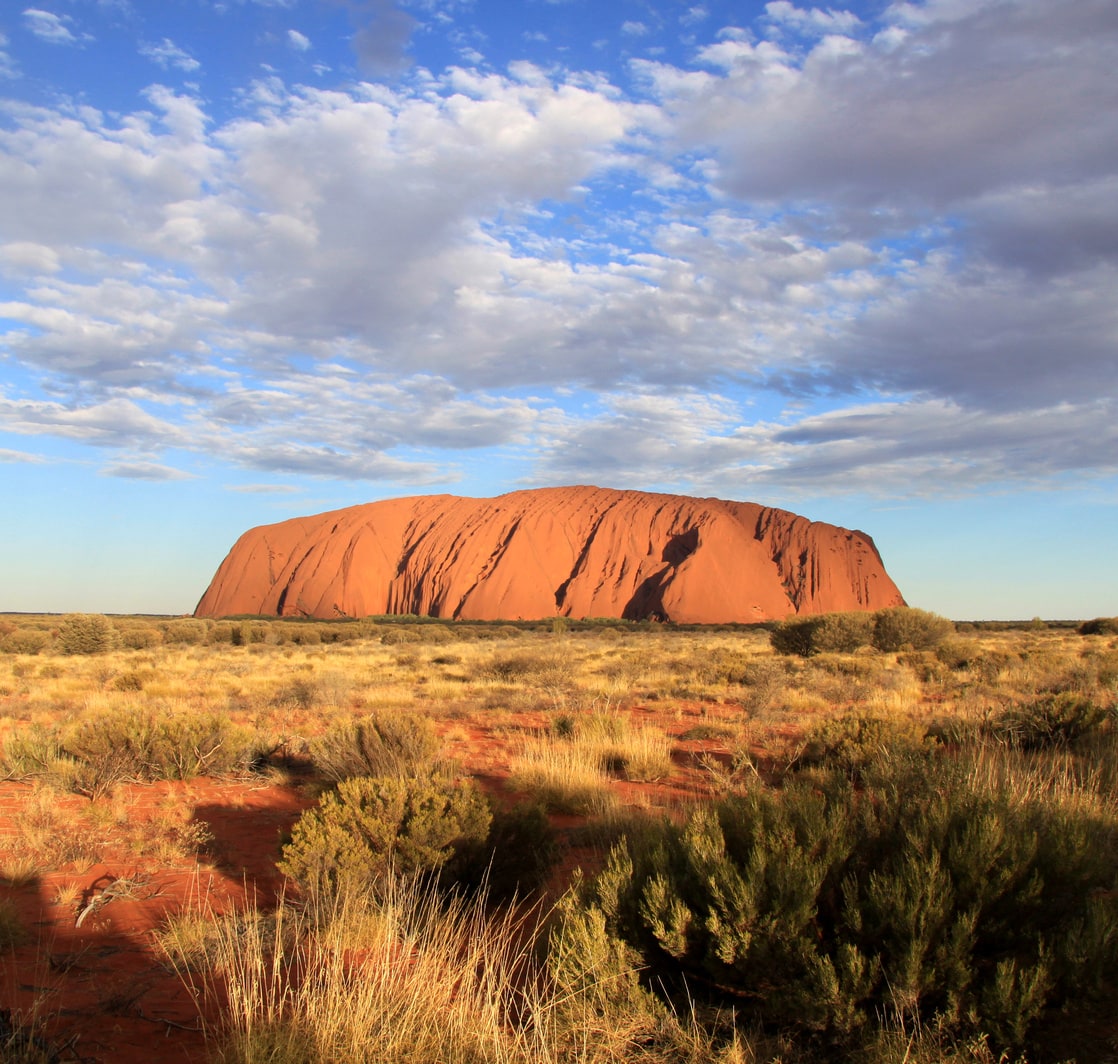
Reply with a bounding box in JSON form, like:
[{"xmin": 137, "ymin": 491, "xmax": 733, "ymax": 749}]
[{"xmin": 0, "ymin": 611, "xmax": 1115, "ymax": 1062}]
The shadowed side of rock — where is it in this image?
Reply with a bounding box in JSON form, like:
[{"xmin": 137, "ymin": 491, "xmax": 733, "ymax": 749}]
[{"xmin": 194, "ymin": 486, "xmax": 905, "ymax": 623}]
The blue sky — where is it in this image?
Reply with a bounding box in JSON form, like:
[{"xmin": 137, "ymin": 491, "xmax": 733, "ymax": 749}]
[{"xmin": 1, "ymin": 0, "xmax": 1116, "ymax": 620}]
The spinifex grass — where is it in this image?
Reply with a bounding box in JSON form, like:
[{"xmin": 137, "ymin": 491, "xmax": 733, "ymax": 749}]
[{"xmin": 170, "ymin": 875, "xmax": 739, "ymax": 1064}]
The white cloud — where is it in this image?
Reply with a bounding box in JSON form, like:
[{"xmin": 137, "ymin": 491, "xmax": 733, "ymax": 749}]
[
  {"xmin": 287, "ymin": 28, "xmax": 311, "ymax": 51},
  {"xmin": 0, "ymin": 242, "xmax": 61, "ymax": 275},
  {"xmin": 621, "ymin": 21, "xmax": 649, "ymax": 37},
  {"xmin": 101, "ymin": 460, "xmax": 198, "ymax": 480},
  {"xmin": 533, "ymin": 392, "xmax": 1118, "ymax": 499},
  {"xmin": 0, "ymin": 447, "xmax": 47, "ymax": 463},
  {"xmin": 764, "ymin": 2, "xmax": 862, "ymax": 36},
  {"xmin": 2, "ymin": 1, "xmax": 1117, "ymax": 497},
  {"xmin": 140, "ymin": 37, "xmax": 201, "ymax": 71},
  {"xmin": 648, "ymin": 0, "xmax": 1118, "ymax": 213},
  {"xmin": 23, "ymin": 9, "xmax": 91, "ymax": 45},
  {"xmin": 0, "ymin": 395, "xmax": 188, "ymax": 450}
]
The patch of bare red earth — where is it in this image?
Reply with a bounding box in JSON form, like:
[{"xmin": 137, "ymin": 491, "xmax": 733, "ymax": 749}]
[
  {"xmin": 0, "ymin": 701, "xmax": 768, "ymax": 1064},
  {"xmin": 1, "ymin": 780, "xmax": 314, "ymax": 1063}
]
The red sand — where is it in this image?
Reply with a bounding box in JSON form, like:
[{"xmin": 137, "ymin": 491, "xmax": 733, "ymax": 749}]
[{"xmin": 0, "ymin": 702, "xmax": 756, "ymax": 1063}]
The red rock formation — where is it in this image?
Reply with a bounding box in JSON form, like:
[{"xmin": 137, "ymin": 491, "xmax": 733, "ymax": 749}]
[{"xmin": 194, "ymin": 486, "xmax": 905, "ymax": 623}]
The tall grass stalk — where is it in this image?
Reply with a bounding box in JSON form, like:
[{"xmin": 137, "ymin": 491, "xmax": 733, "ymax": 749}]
[
  {"xmin": 180, "ymin": 876, "xmax": 736, "ymax": 1064},
  {"xmin": 181, "ymin": 879, "xmax": 543, "ymax": 1064}
]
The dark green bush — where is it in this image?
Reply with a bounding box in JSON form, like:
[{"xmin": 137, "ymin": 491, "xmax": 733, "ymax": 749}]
[
  {"xmin": 814, "ymin": 612, "xmax": 876, "ymax": 653},
  {"xmin": 770, "ymin": 616, "xmax": 824, "ymax": 657},
  {"xmin": 560, "ymin": 757, "xmax": 1118, "ymax": 1053},
  {"xmin": 988, "ymin": 692, "xmax": 1115, "ymax": 750},
  {"xmin": 770, "ymin": 612, "xmax": 875, "ymax": 657},
  {"xmin": 277, "ymin": 774, "xmax": 491, "ymax": 903},
  {"xmin": 1078, "ymin": 617, "xmax": 1118, "ymax": 636},
  {"xmin": 308, "ymin": 711, "xmax": 441, "ymax": 783},
  {"xmin": 871, "ymin": 606, "xmax": 955, "ymax": 652},
  {"xmin": 797, "ymin": 712, "xmax": 928, "ymax": 776},
  {"xmin": 460, "ymin": 800, "xmax": 559, "ymax": 900},
  {"xmin": 58, "ymin": 613, "xmax": 118, "ymax": 655}
]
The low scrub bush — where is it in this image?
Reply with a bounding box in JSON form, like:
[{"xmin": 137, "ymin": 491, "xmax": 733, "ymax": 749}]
[
  {"xmin": 0, "ymin": 724, "xmax": 67, "ymax": 781},
  {"xmin": 308, "ymin": 711, "xmax": 441, "ymax": 783},
  {"xmin": 160, "ymin": 618, "xmax": 208, "ymax": 644},
  {"xmin": 58, "ymin": 705, "xmax": 258, "ymax": 796},
  {"xmin": 278, "ymin": 775, "xmax": 491, "ymax": 903},
  {"xmin": 175, "ymin": 874, "xmax": 725, "ymax": 1064},
  {"xmin": 770, "ymin": 611, "xmax": 874, "ymax": 657},
  {"xmin": 119, "ymin": 625, "xmax": 163, "ymax": 650},
  {"xmin": 871, "ymin": 606, "xmax": 954, "ymax": 652},
  {"xmin": 480, "ymin": 649, "xmax": 574, "ymax": 687},
  {"xmin": 508, "ymin": 740, "xmax": 614, "ymax": 814},
  {"xmin": 0, "ymin": 629, "xmax": 51, "ymax": 655},
  {"xmin": 1078, "ymin": 617, "xmax": 1118, "ymax": 636},
  {"xmin": 58, "ymin": 612, "xmax": 119, "ymax": 655},
  {"xmin": 559, "ymin": 755, "xmax": 1118, "ymax": 1055},
  {"xmin": 988, "ymin": 692, "xmax": 1115, "ymax": 751},
  {"xmin": 797, "ymin": 712, "xmax": 928, "ymax": 776}
]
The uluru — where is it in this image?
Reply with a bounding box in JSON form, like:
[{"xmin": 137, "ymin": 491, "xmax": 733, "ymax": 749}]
[{"xmin": 194, "ymin": 486, "xmax": 905, "ymax": 624}]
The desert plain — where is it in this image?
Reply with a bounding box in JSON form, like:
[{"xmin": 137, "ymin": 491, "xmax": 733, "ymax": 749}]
[{"xmin": 0, "ymin": 611, "xmax": 1116, "ymax": 1064}]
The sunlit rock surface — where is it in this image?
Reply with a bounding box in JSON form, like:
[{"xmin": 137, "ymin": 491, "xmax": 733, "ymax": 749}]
[{"xmin": 195, "ymin": 486, "xmax": 905, "ymax": 622}]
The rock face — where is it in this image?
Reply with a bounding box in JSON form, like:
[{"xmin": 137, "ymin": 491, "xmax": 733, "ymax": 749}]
[{"xmin": 194, "ymin": 486, "xmax": 905, "ymax": 623}]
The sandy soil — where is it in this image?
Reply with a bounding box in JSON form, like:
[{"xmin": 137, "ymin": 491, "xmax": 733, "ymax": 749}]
[{"xmin": 0, "ymin": 700, "xmax": 750, "ymax": 1063}]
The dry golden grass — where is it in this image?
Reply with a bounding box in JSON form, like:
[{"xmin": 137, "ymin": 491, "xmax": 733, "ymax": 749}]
[
  {"xmin": 162, "ymin": 876, "xmax": 745, "ymax": 1064},
  {"xmin": 1, "ymin": 616, "xmax": 1116, "ymax": 1062}
]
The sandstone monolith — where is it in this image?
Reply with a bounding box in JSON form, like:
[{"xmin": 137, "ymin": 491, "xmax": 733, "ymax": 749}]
[{"xmin": 194, "ymin": 486, "xmax": 905, "ymax": 623}]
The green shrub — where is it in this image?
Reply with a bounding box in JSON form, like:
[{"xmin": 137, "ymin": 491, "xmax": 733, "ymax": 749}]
[
  {"xmin": 559, "ymin": 757, "xmax": 1118, "ymax": 1053},
  {"xmin": 798, "ymin": 712, "xmax": 928, "ymax": 776},
  {"xmin": 814, "ymin": 611, "xmax": 876, "ymax": 653},
  {"xmin": 988, "ymin": 692, "xmax": 1115, "ymax": 750},
  {"xmin": 770, "ymin": 616, "xmax": 824, "ymax": 657},
  {"xmin": 277, "ymin": 775, "xmax": 491, "ymax": 903},
  {"xmin": 308, "ymin": 711, "xmax": 441, "ymax": 783},
  {"xmin": 58, "ymin": 705, "xmax": 258, "ymax": 796},
  {"xmin": 58, "ymin": 613, "xmax": 118, "ymax": 655},
  {"xmin": 1078, "ymin": 617, "xmax": 1118, "ymax": 636},
  {"xmin": 872, "ymin": 606, "xmax": 955, "ymax": 652},
  {"xmin": 770, "ymin": 612, "xmax": 874, "ymax": 657}
]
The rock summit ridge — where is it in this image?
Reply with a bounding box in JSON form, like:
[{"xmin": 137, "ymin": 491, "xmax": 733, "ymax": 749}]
[{"xmin": 194, "ymin": 485, "xmax": 905, "ymax": 623}]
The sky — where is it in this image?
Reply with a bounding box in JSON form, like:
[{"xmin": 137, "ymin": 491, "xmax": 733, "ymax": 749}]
[{"xmin": 1, "ymin": 0, "xmax": 1116, "ymax": 621}]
